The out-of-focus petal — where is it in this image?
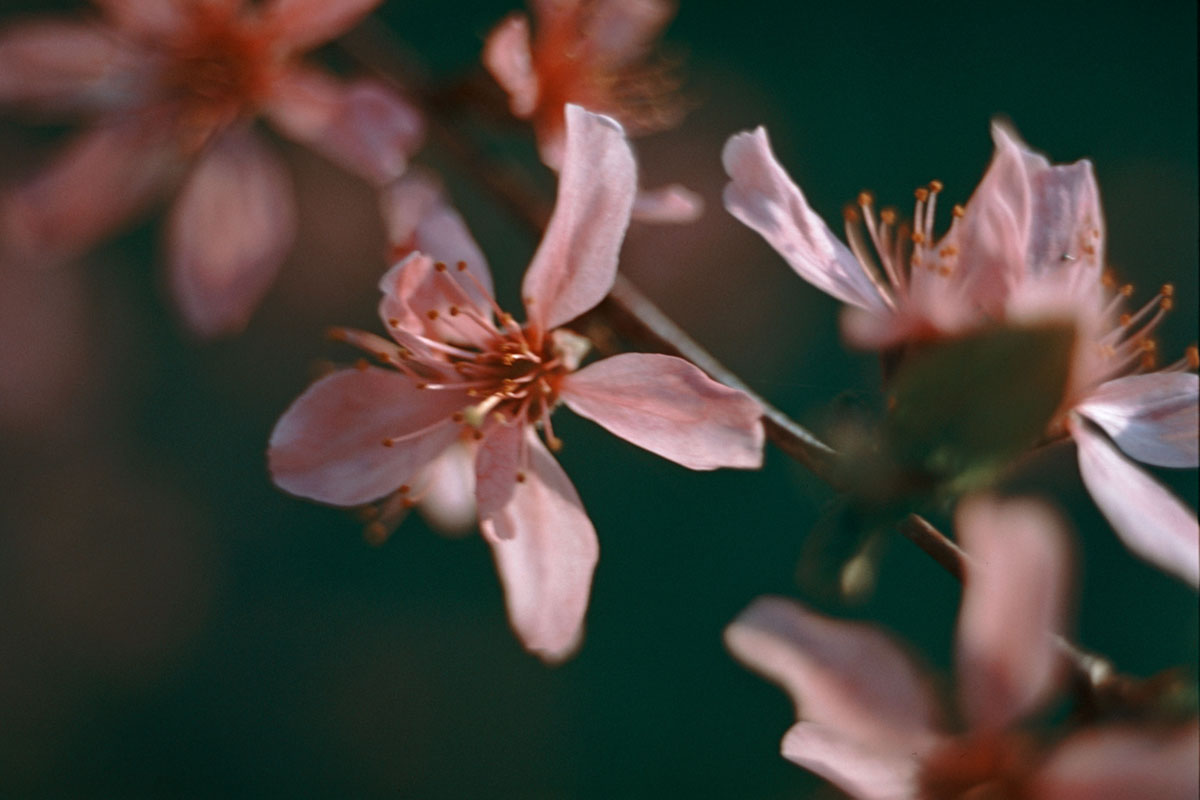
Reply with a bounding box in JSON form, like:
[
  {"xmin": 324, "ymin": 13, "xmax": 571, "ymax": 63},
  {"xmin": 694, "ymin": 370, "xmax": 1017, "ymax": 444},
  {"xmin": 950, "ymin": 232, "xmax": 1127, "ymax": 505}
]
[
  {"xmin": 781, "ymin": 722, "xmax": 922, "ymax": 800},
  {"xmin": 166, "ymin": 127, "xmax": 296, "ymax": 337},
  {"xmin": 416, "ymin": 440, "xmax": 476, "ymax": 536},
  {"xmin": 955, "ymin": 495, "xmax": 1071, "ymax": 732},
  {"xmin": 522, "ymin": 105, "xmax": 637, "ymax": 332},
  {"xmin": 0, "ymin": 22, "xmax": 138, "ymax": 113},
  {"xmin": 268, "ymin": 367, "xmax": 466, "ymax": 507},
  {"xmin": 481, "ymin": 431, "xmax": 599, "ymax": 663},
  {"xmin": 380, "ymin": 171, "xmax": 490, "ymax": 290},
  {"xmin": 561, "ymin": 353, "xmax": 763, "ymax": 470},
  {"xmin": 1031, "ymin": 722, "xmax": 1199, "ymax": 800},
  {"xmin": 483, "ymin": 13, "xmax": 538, "ymax": 118},
  {"xmin": 92, "ymin": 0, "xmax": 186, "ymax": 38},
  {"xmin": 724, "ymin": 596, "xmax": 943, "ymax": 753},
  {"xmin": 1076, "ymin": 373, "xmax": 1198, "ymax": 468},
  {"xmin": 582, "ymin": 0, "xmax": 674, "ymax": 64},
  {"xmin": 260, "ymin": 0, "xmax": 381, "ymax": 51},
  {"xmin": 266, "ymin": 68, "xmax": 424, "ymax": 185},
  {"xmin": 1022, "ymin": 156, "xmax": 1105, "ymax": 278},
  {"xmin": 2, "ymin": 117, "xmax": 175, "ymax": 264},
  {"xmin": 1071, "ymin": 416, "xmax": 1199, "ymax": 587},
  {"xmin": 721, "ymin": 127, "xmax": 886, "ymax": 312},
  {"xmin": 631, "ymin": 183, "xmax": 703, "ymax": 225}
]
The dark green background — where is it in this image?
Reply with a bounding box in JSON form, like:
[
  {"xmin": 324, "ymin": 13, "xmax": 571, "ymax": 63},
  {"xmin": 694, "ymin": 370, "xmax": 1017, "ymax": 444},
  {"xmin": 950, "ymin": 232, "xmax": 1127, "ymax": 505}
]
[{"xmin": 1, "ymin": 1, "xmax": 1196, "ymax": 797}]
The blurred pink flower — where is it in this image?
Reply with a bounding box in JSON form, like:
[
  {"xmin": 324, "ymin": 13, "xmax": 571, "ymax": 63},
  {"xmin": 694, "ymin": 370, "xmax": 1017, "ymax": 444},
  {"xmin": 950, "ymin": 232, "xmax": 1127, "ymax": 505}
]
[
  {"xmin": 484, "ymin": 0, "xmax": 700, "ymax": 224},
  {"xmin": 0, "ymin": 0, "xmax": 423, "ymax": 337},
  {"xmin": 269, "ymin": 106, "xmax": 763, "ymax": 661},
  {"xmin": 723, "ymin": 123, "xmax": 1199, "ymax": 586},
  {"xmin": 726, "ymin": 495, "xmax": 1200, "ymax": 800}
]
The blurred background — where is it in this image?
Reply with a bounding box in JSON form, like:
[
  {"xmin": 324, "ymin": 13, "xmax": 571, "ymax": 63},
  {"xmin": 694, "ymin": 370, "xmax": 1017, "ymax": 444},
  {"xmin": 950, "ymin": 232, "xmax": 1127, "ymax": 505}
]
[{"xmin": 1, "ymin": 0, "xmax": 1196, "ymax": 796}]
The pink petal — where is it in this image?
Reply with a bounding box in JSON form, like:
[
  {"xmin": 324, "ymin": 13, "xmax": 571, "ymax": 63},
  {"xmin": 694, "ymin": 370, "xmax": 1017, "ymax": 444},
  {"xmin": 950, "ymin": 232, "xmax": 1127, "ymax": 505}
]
[
  {"xmin": 1032, "ymin": 722, "xmax": 1199, "ymax": 800},
  {"xmin": 631, "ymin": 183, "xmax": 704, "ymax": 225},
  {"xmin": 1071, "ymin": 416, "xmax": 1199, "ymax": 587},
  {"xmin": 475, "ymin": 421, "xmax": 523, "ymax": 540},
  {"xmin": 561, "ymin": 353, "xmax": 764, "ymax": 470},
  {"xmin": 724, "ymin": 596, "xmax": 943, "ymax": 753},
  {"xmin": 0, "ymin": 21, "xmax": 138, "ymax": 113},
  {"xmin": 268, "ymin": 367, "xmax": 467, "ymax": 507},
  {"xmin": 259, "ymin": 0, "xmax": 381, "ymax": 51},
  {"xmin": 415, "ymin": 440, "xmax": 477, "ymax": 536},
  {"xmin": 955, "ymin": 495, "xmax": 1071, "ymax": 732},
  {"xmin": 579, "ymin": 0, "xmax": 674, "ymax": 63},
  {"xmin": 481, "ymin": 431, "xmax": 599, "ymax": 663},
  {"xmin": 482, "ymin": 13, "xmax": 538, "ymax": 118},
  {"xmin": 380, "ymin": 171, "xmax": 490, "ymax": 290},
  {"xmin": 266, "ymin": 67, "xmax": 424, "ymax": 185},
  {"xmin": 166, "ymin": 127, "xmax": 296, "ymax": 338},
  {"xmin": 2, "ymin": 117, "xmax": 175, "ymax": 263},
  {"xmin": 781, "ymin": 722, "xmax": 922, "ymax": 800},
  {"xmin": 377, "ymin": 251, "xmax": 495, "ymax": 350},
  {"xmin": 92, "ymin": 0, "xmax": 186, "ymax": 38},
  {"xmin": 521, "ymin": 104, "xmax": 637, "ymax": 332},
  {"xmin": 721, "ymin": 127, "xmax": 886, "ymax": 311},
  {"xmin": 1022, "ymin": 153, "xmax": 1105, "ymax": 278},
  {"xmin": 1076, "ymin": 373, "xmax": 1199, "ymax": 468}
]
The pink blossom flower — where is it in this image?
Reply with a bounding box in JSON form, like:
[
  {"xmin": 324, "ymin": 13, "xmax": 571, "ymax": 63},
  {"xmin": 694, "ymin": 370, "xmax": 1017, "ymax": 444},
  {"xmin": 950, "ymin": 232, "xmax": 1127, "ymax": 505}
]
[
  {"xmin": 723, "ymin": 123, "xmax": 1199, "ymax": 586},
  {"xmin": 483, "ymin": 0, "xmax": 701, "ymax": 224},
  {"xmin": 268, "ymin": 106, "xmax": 764, "ymax": 661},
  {"xmin": 0, "ymin": 0, "xmax": 423, "ymax": 337},
  {"xmin": 725, "ymin": 495, "xmax": 1200, "ymax": 800}
]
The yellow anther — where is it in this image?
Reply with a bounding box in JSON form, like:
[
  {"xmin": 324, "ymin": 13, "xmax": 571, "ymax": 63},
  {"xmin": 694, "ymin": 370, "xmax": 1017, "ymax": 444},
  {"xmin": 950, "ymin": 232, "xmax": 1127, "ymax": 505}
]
[
  {"xmin": 1120, "ymin": 284, "xmax": 1134, "ymax": 297},
  {"xmin": 880, "ymin": 208, "xmax": 897, "ymax": 225},
  {"xmin": 1162, "ymin": 284, "xmax": 1175, "ymax": 297},
  {"xmin": 952, "ymin": 204, "xmax": 966, "ymax": 218},
  {"xmin": 914, "ymin": 187, "xmax": 929, "ymax": 202},
  {"xmin": 928, "ymin": 180, "xmax": 944, "ymax": 193},
  {"xmin": 843, "ymin": 205, "xmax": 861, "ymax": 223},
  {"xmin": 857, "ymin": 191, "xmax": 874, "ymax": 207},
  {"xmin": 1119, "ymin": 313, "xmax": 1132, "ymax": 326},
  {"xmin": 911, "ymin": 231, "xmax": 926, "ymax": 244}
]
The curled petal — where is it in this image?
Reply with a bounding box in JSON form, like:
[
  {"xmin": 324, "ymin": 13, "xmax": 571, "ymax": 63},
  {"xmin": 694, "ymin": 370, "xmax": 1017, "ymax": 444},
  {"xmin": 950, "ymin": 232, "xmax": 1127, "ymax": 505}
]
[
  {"xmin": 268, "ymin": 367, "xmax": 467, "ymax": 507},
  {"xmin": 631, "ymin": 183, "xmax": 704, "ymax": 225},
  {"xmin": 721, "ymin": 126, "xmax": 886, "ymax": 311},
  {"xmin": 167, "ymin": 127, "xmax": 296, "ymax": 337},
  {"xmin": 561, "ymin": 353, "xmax": 764, "ymax": 470},
  {"xmin": 781, "ymin": 722, "xmax": 922, "ymax": 800},
  {"xmin": 0, "ymin": 22, "xmax": 139, "ymax": 113},
  {"xmin": 380, "ymin": 171, "xmax": 490, "ymax": 289},
  {"xmin": 724, "ymin": 596, "xmax": 943, "ymax": 753},
  {"xmin": 1076, "ymin": 373, "xmax": 1199, "ymax": 468},
  {"xmin": 260, "ymin": 0, "xmax": 381, "ymax": 51},
  {"xmin": 481, "ymin": 431, "xmax": 599, "ymax": 663},
  {"xmin": 483, "ymin": 13, "xmax": 538, "ymax": 118},
  {"xmin": 1031, "ymin": 722, "xmax": 1200, "ymax": 800},
  {"xmin": 378, "ymin": 251, "xmax": 495, "ymax": 349},
  {"xmin": 522, "ymin": 105, "xmax": 637, "ymax": 332},
  {"xmin": 1071, "ymin": 416, "xmax": 1199, "ymax": 587},
  {"xmin": 267, "ymin": 68, "xmax": 424, "ymax": 185},
  {"xmin": 955, "ymin": 495, "xmax": 1072, "ymax": 732}
]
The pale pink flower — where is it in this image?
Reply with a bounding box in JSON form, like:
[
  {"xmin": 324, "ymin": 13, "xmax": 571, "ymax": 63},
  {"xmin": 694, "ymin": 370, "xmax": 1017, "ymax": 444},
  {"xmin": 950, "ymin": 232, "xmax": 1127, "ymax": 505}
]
[
  {"xmin": 723, "ymin": 123, "xmax": 1199, "ymax": 586},
  {"xmin": 0, "ymin": 0, "xmax": 423, "ymax": 337},
  {"xmin": 483, "ymin": 0, "xmax": 701, "ymax": 224},
  {"xmin": 269, "ymin": 106, "xmax": 764, "ymax": 661},
  {"xmin": 726, "ymin": 495, "xmax": 1200, "ymax": 800}
]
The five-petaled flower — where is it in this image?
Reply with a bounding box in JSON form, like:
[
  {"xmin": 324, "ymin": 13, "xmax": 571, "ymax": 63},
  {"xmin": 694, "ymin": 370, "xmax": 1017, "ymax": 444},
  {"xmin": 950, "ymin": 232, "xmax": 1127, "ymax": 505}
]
[
  {"xmin": 723, "ymin": 122, "xmax": 1199, "ymax": 586},
  {"xmin": 726, "ymin": 495, "xmax": 1200, "ymax": 800},
  {"xmin": 268, "ymin": 106, "xmax": 764, "ymax": 661},
  {"xmin": 0, "ymin": 0, "xmax": 423, "ymax": 336}
]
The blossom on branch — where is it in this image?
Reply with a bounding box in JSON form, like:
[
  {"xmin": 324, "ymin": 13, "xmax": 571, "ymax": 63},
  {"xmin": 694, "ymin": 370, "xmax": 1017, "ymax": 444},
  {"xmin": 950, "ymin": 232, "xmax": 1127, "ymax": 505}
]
[
  {"xmin": 723, "ymin": 123, "xmax": 1199, "ymax": 586},
  {"xmin": 0, "ymin": 0, "xmax": 423, "ymax": 337},
  {"xmin": 268, "ymin": 106, "xmax": 764, "ymax": 661},
  {"xmin": 725, "ymin": 496, "xmax": 1200, "ymax": 800}
]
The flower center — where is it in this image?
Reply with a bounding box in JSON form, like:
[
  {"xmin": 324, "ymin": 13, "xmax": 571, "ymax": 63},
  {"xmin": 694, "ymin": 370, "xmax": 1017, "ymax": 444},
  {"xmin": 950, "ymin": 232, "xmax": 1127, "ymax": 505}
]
[{"xmin": 917, "ymin": 733, "xmax": 1035, "ymax": 800}]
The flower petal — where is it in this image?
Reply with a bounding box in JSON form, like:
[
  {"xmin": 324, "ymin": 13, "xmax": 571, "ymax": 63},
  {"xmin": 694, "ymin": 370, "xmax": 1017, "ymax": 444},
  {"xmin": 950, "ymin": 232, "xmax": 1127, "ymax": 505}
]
[
  {"xmin": 0, "ymin": 21, "xmax": 138, "ymax": 113},
  {"xmin": 561, "ymin": 353, "xmax": 764, "ymax": 470},
  {"xmin": 1076, "ymin": 373, "xmax": 1199, "ymax": 468},
  {"xmin": 2, "ymin": 117, "xmax": 174, "ymax": 264},
  {"xmin": 578, "ymin": 0, "xmax": 674, "ymax": 62},
  {"xmin": 521, "ymin": 104, "xmax": 637, "ymax": 332},
  {"xmin": 92, "ymin": 0, "xmax": 186, "ymax": 38},
  {"xmin": 260, "ymin": 0, "xmax": 381, "ymax": 51},
  {"xmin": 377, "ymin": 251, "xmax": 495, "ymax": 350},
  {"xmin": 1031, "ymin": 723, "xmax": 1199, "ymax": 800},
  {"xmin": 781, "ymin": 722, "xmax": 922, "ymax": 800},
  {"xmin": 1071, "ymin": 416, "xmax": 1199, "ymax": 587},
  {"xmin": 724, "ymin": 596, "xmax": 943, "ymax": 753},
  {"xmin": 955, "ymin": 495, "xmax": 1072, "ymax": 732},
  {"xmin": 416, "ymin": 440, "xmax": 477, "ymax": 536},
  {"xmin": 266, "ymin": 67, "xmax": 424, "ymax": 185},
  {"xmin": 482, "ymin": 13, "xmax": 538, "ymax": 118},
  {"xmin": 475, "ymin": 421, "xmax": 523, "ymax": 540},
  {"xmin": 631, "ymin": 183, "xmax": 704, "ymax": 225},
  {"xmin": 481, "ymin": 431, "xmax": 599, "ymax": 663},
  {"xmin": 268, "ymin": 367, "xmax": 466, "ymax": 507},
  {"xmin": 721, "ymin": 126, "xmax": 886, "ymax": 311},
  {"xmin": 166, "ymin": 127, "xmax": 296, "ymax": 338}
]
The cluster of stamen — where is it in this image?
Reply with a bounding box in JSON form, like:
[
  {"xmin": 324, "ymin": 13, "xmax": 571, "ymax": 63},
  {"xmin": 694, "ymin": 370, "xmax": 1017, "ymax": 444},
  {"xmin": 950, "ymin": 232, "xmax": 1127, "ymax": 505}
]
[
  {"xmin": 1096, "ymin": 276, "xmax": 1194, "ymax": 379},
  {"xmin": 917, "ymin": 732, "xmax": 1035, "ymax": 800}
]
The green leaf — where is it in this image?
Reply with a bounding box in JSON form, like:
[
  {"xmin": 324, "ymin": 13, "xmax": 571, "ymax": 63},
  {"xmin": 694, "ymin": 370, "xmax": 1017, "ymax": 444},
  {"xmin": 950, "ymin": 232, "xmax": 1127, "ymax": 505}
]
[{"xmin": 884, "ymin": 323, "xmax": 1075, "ymax": 491}]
